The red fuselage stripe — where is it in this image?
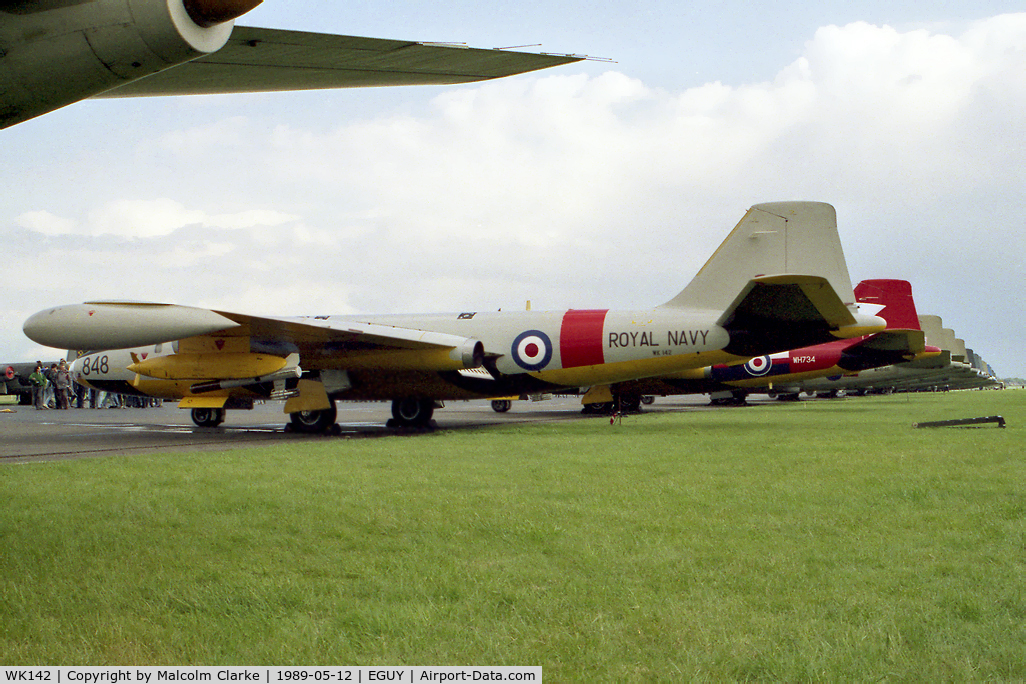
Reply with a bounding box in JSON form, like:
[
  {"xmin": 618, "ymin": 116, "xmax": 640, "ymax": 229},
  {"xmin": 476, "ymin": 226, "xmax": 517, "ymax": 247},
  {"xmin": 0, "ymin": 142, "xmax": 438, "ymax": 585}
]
[{"xmin": 560, "ymin": 309, "xmax": 608, "ymax": 368}]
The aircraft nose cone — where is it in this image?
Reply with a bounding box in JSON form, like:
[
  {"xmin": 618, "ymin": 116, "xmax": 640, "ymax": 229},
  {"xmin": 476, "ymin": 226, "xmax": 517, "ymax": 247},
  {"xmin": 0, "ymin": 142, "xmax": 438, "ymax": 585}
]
[{"xmin": 23, "ymin": 307, "xmax": 64, "ymax": 349}]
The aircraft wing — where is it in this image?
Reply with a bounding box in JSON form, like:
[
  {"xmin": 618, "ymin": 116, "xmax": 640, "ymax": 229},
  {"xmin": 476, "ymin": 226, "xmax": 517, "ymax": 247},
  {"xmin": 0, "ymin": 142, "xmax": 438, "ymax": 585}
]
[
  {"xmin": 22, "ymin": 302, "xmax": 484, "ymax": 371},
  {"xmin": 218, "ymin": 310, "xmax": 485, "ymax": 369},
  {"xmin": 717, "ymin": 274, "xmax": 866, "ymax": 356},
  {"xmin": 97, "ymin": 27, "xmax": 585, "ymax": 97}
]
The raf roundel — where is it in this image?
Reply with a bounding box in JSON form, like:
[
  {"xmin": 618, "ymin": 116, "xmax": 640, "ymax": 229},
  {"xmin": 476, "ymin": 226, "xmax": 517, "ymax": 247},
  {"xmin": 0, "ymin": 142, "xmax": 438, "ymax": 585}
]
[
  {"xmin": 744, "ymin": 355, "xmax": 772, "ymax": 376},
  {"xmin": 511, "ymin": 330, "xmax": 553, "ymax": 371}
]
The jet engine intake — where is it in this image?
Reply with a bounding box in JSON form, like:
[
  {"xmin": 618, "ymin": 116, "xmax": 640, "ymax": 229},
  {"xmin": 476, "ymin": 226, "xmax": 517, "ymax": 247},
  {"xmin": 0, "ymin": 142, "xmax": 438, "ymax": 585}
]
[{"xmin": 452, "ymin": 339, "xmax": 486, "ymax": 370}]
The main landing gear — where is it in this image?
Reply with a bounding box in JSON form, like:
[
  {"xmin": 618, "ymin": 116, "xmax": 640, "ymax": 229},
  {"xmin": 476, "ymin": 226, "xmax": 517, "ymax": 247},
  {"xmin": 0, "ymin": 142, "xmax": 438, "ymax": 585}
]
[
  {"xmin": 191, "ymin": 399, "xmax": 437, "ymax": 433},
  {"xmin": 288, "ymin": 404, "xmax": 339, "ymax": 434},
  {"xmin": 583, "ymin": 395, "xmax": 646, "ymax": 415},
  {"xmin": 191, "ymin": 407, "xmax": 225, "ymax": 427},
  {"xmin": 388, "ymin": 397, "xmax": 436, "ymax": 428}
]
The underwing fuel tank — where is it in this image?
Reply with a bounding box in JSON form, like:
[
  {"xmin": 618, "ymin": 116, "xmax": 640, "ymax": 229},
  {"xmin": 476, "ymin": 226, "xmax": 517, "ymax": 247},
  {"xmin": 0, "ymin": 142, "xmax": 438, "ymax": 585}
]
[{"xmin": 128, "ymin": 352, "xmax": 290, "ymax": 380}]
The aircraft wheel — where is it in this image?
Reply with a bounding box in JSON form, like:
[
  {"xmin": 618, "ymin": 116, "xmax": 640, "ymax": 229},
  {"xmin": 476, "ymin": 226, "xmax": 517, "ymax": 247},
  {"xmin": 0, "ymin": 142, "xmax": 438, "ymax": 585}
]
[
  {"xmin": 191, "ymin": 407, "xmax": 225, "ymax": 428},
  {"xmin": 618, "ymin": 395, "xmax": 642, "ymax": 413},
  {"xmin": 641, "ymin": 395, "xmax": 655, "ymax": 405},
  {"xmin": 391, "ymin": 397, "xmax": 434, "ymax": 426},
  {"xmin": 491, "ymin": 400, "xmax": 512, "ymax": 413},
  {"xmin": 289, "ymin": 404, "xmax": 338, "ymax": 433}
]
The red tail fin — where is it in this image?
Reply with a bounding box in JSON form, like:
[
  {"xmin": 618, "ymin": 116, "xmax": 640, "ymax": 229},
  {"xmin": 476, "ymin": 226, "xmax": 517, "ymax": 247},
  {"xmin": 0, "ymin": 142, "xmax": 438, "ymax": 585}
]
[{"xmin": 854, "ymin": 279, "xmax": 921, "ymax": 330}]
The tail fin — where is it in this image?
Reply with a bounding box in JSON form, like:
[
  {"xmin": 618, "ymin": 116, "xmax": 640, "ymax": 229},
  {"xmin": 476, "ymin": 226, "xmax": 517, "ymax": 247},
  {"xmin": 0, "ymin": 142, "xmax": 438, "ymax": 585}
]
[
  {"xmin": 854, "ymin": 279, "xmax": 921, "ymax": 330},
  {"xmin": 918, "ymin": 315, "xmax": 945, "ymax": 348},
  {"xmin": 839, "ymin": 280, "xmax": 926, "ymax": 367},
  {"xmin": 660, "ymin": 202, "xmax": 880, "ymax": 355},
  {"xmin": 662, "ymin": 202, "xmax": 855, "ymax": 312}
]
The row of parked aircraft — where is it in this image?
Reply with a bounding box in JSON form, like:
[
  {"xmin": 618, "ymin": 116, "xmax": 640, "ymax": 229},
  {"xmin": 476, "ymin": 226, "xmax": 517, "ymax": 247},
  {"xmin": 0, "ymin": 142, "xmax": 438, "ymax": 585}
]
[
  {"xmin": 494, "ymin": 283, "xmax": 1005, "ymax": 413},
  {"xmin": 601, "ymin": 280, "xmax": 1003, "ymax": 409},
  {"xmin": 18, "ymin": 202, "xmax": 1002, "ymax": 430}
]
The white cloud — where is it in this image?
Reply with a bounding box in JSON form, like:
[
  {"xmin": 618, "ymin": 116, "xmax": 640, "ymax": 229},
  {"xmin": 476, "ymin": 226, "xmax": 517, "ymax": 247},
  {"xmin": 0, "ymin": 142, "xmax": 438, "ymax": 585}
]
[
  {"xmin": 87, "ymin": 199, "xmax": 207, "ymax": 238},
  {"xmin": 15, "ymin": 199, "xmax": 301, "ymax": 239},
  {"xmin": 15, "ymin": 210, "xmax": 78, "ymax": 236}
]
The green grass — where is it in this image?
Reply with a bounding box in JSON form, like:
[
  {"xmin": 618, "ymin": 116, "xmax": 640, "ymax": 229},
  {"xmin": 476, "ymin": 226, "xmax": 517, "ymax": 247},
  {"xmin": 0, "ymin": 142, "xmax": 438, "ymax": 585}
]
[{"xmin": 2, "ymin": 391, "xmax": 1024, "ymax": 679}]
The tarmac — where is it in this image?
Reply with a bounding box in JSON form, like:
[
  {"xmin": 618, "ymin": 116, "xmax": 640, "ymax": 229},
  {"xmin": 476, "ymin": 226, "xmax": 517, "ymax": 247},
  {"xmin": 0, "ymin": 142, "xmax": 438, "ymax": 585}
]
[{"xmin": 0, "ymin": 396, "xmax": 717, "ymax": 465}]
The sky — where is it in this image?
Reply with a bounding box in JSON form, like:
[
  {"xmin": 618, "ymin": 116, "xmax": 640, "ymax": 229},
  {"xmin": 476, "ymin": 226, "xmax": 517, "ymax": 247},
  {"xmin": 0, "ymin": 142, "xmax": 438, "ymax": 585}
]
[{"xmin": 3, "ymin": 1, "xmax": 1024, "ymax": 376}]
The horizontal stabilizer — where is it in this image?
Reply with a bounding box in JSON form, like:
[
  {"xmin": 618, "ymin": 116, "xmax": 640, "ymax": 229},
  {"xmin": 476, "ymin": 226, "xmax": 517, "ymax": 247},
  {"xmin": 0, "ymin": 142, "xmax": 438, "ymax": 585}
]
[
  {"xmin": 99, "ymin": 28, "xmax": 584, "ymax": 97},
  {"xmin": 838, "ymin": 329, "xmax": 926, "ymax": 371},
  {"xmin": 906, "ymin": 348, "xmax": 951, "ymax": 370},
  {"xmin": 716, "ymin": 275, "xmax": 862, "ymax": 356}
]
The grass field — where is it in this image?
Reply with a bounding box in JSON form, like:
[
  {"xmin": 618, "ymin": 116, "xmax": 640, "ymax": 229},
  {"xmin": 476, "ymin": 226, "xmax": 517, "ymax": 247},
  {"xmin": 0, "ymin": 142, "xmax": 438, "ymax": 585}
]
[{"xmin": 1, "ymin": 390, "xmax": 1024, "ymax": 678}]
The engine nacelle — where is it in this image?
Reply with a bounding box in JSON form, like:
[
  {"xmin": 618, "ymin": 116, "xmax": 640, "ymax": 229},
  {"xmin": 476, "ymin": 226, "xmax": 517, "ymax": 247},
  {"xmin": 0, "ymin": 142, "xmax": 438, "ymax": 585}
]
[
  {"xmin": 0, "ymin": 0, "xmax": 260, "ymax": 128},
  {"xmin": 452, "ymin": 339, "xmax": 485, "ymax": 370}
]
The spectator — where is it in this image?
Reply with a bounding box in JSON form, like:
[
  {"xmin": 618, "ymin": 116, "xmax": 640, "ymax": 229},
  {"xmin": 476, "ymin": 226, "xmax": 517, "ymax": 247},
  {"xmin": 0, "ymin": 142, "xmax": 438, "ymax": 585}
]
[
  {"xmin": 55, "ymin": 360, "xmax": 72, "ymax": 410},
  {"xmin": 28, "ymin": 364, "xmax": 48, "ymax": 410}
]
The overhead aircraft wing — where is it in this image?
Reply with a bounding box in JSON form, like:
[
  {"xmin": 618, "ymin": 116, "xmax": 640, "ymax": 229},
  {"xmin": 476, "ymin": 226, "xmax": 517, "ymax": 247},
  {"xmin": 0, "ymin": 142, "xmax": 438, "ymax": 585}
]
[{"xmin": 96, "ymin": 27, "xmax": 585, "ymax": 97}]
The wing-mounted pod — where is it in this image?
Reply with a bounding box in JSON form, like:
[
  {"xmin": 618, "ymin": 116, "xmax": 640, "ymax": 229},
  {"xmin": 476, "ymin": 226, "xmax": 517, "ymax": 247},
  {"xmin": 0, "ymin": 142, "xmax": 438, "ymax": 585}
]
[
  {"xmin": 186, "ymin": 353, "xmax": 303, "ymax": 396},
  {"xmin": 0, "ymin": 0, "xmax": 261, "ymax": 128},
  {"xmin": 23, "ymin": 302, "xmax": 240, "ymax": 350}
]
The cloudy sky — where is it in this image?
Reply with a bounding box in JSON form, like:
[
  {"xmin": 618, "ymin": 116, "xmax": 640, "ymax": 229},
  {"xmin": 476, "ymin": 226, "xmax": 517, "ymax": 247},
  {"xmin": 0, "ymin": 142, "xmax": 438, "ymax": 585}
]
[{"xmin": 3, "ymin": 1, "xmax": 1024, "ymax": 376}]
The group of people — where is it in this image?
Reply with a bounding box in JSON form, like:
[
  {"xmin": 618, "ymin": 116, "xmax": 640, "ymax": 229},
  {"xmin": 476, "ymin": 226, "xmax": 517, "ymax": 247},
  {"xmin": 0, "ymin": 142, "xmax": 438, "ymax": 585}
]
[
  {"xmin": 28, "ymin": 360, "xmax": 73, "ymax": 410},
  {"xmin": 26, "ymin": 361, "xmax": 161, "ymax": 410}
]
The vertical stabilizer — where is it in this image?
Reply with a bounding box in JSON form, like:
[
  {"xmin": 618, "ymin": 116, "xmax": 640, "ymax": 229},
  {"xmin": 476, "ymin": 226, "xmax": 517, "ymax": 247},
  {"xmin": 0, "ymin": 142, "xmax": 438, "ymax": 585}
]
[
  {"xmin": 854, "ymin": 280, "xmax": 921, "ymax": 330},
  {"xmin": 662, "ymin": 202, "xmax": 855, "ymax": 311}
]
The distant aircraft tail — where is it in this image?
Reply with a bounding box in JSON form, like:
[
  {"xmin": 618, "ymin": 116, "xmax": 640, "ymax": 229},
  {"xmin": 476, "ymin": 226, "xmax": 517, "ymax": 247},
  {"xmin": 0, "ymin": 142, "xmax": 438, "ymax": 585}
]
[
  {"xmin": 839, "ymin": 279, "xmax": 928, "ymax": 369},
  {"xmin": 661, "ymin": 202, "xmax": 878, "ymax": 355},
  {"xmin": 854, "ymin": 279, "xmax": 921, "ymax": 330}
]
